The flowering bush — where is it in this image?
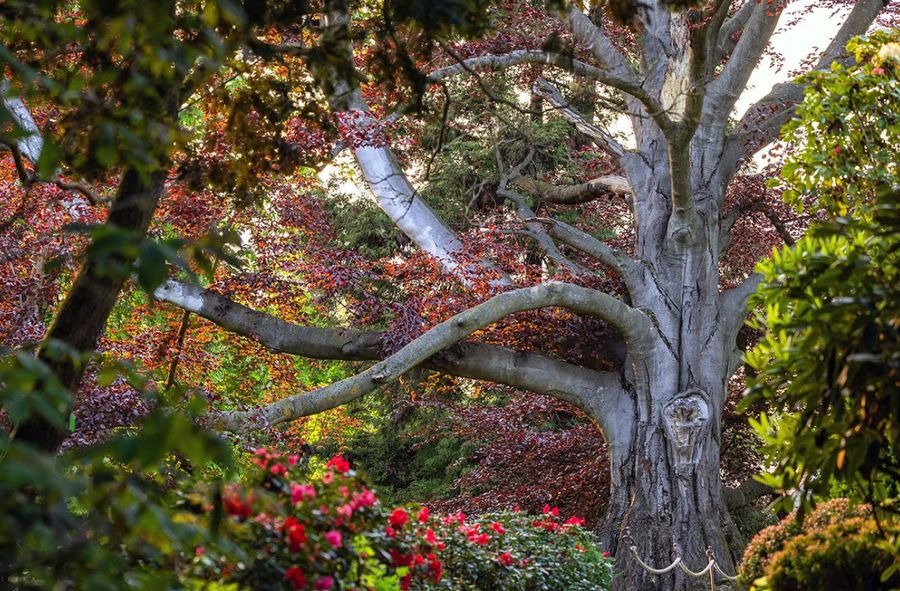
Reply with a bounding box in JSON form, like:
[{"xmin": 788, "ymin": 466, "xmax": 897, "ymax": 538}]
[
  {"xmin": 738, "ymin": 498, "xmax": 872, "ymax": 587},
  {"xmin": 197, "ymin": 449, "xmax": 612, "ymax": 590}
]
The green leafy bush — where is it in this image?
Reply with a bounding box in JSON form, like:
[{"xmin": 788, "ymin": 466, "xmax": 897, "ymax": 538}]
[
  {"xmin": 0, "ymin": 351, "xmax": 233, "ymax": 590},
  {"xmin": 760, "ymin": 517, "xmax": 900, "ymax": 591},
  {"xmin": 738, "ymin": 498, "xmax": 871, "ymax": 587}
]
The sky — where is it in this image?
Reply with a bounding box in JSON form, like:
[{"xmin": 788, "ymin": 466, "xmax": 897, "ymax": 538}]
[{"xmin": 737, "ymin": 2, "xmax": 852, "ymax": 117}]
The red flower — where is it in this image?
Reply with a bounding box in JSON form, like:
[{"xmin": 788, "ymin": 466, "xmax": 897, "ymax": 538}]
[
  {"xmin": 424, "ymin": 528, "xmax": 437, "ymax": 544},
  {"xmin": 473, "ymin": 533, "xmax": 491, "ymax": 545},
  {"xmin": 270, "ymin": 463, "xmax": 288, "ymax": 476},
  {"xmin": 388, "ymin": 508, "xmax": 409, "ymax": 528},
  {"xmin": 428, "ymin": 557, "xmax": 443, "ymax": 582},
  {"xmin": 223, "ymin": 491, "xmax": 252, "ymax": 521},
  {"xmin": 283, "ymin": 517, "xmax": 307, "ymax": 552},
  {"xmin": 400, "ymin": 574, "xmax": 412, "ymax": 591},
  {"xmin": 417, "ymin": 506, "xmax": 430, "ymax": 523},
  {"xmin": 491, "ymin": 521, "xmax": 506, "ymax": 535},
  {"xmin": 498, "ymin": 552, "xmax": 514, "ymax": 567},
  {"xmin": 385, "ymin": 525, "xmax": 397, "ymax": 538},
  {"xmin": 326, "ymin": 455, "xmax": 351, "ymax": 474},
  {"xmin": 564, "ymin": 516, "xmax": 586, "ymax": 527},
  {"xmin": 603, "ymin": 551, "xmax": 610, "ymax": 558},
  {"xmin": 285, "ymin": 566, "xmax": 306, "ymax": 589},
  {"xmin": 390, "ymin": 549, "xmax": 413, "ymax": 567},
  {"xmin": 542, "ymin": 505, "xmax": 559, "ymax": 517}
]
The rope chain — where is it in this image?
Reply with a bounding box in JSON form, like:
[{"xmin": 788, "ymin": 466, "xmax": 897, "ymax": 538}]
[{"xmin": 622, "ymin": 528, "xmax": 740, "ymax": 591}]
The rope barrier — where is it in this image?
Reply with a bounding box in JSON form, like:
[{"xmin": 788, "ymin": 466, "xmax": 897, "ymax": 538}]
[{"xmin": 622, "ymin": 528, "xmax": 740, "ymax": 590}]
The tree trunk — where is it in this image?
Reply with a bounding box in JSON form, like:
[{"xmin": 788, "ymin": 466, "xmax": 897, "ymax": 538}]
[
  {"xmin": 599, "ymin": 373, "xmax": 743, "ymax": 590},
  {"xmin": 16, "ymin": 168, "xmax": 166, "ymax": 451}
]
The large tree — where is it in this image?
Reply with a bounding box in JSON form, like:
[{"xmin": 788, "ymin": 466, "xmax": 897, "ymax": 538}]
[{"xmin": 4, "ymin": 1, "xmax": 894, "ymax": 589}]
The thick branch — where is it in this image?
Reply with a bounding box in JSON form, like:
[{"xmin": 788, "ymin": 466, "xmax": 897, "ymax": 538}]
[
  {"xmin": 567, "ymin": 8, "xmax": 674, "ymax": 132},
  {"xmin": 154, "ymin": 279, "xmax": 625, "ymax": 417},
  {"xmin": 533, "ymin": 78, "xmax": 627, "ymax": 159},
  {"xmin": 705, "ymin": 1, "xmax": 784, "ymax": 124},
  {"xmin": 1, "ymin": 84, "xmax": 43, "ymax": 163},
  {"xmin": 714, "ymin": 0, "xmax": 756, "ymax": 63},
  {"xmin": 429, "ymin": 49, "xmax": 620, "ymax": 87},
  {"xmin": 510, "ymin": 174, "xmax": 631, "ymax": 204},
  {"xmin": 319, "ymin": 6, "xmax": 508, "ymax": 286},
  {"xmin": 180, "ymin": 280, "xmax": 648, "ymax": 432},
  {"xmin": 723, "ymin": 477, "xmax": 774, "ymax": 510},
  {"xmin": 719, "ymin": 272, "xmax": 763, "ymax": 334}
]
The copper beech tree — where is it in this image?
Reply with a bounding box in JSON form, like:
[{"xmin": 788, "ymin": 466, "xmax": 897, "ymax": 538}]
[{"xmin": 3, "ymin": 0, "xmax": 895, "ymax": 589}]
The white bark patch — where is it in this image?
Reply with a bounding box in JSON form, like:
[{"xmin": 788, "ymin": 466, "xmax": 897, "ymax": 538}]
[
  {"xmin": 662, "ymin": 388, "xmax": 711, "ymax": 477},
  {"xmin": 154, "ymin": 280, "xmax": 204, "ymax": 313}
]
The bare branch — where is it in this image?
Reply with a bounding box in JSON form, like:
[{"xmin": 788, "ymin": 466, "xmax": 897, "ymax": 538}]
[
  {"xmin": 719, "ymin": 272, "xmax": 763, "ymax": 329},
  {"xmin": 429, "ymin": 49, "xmax": 619, "ymax": 87},
  {"xmin": 566, "ymin": 8, "xmax": 674, "ymax": 132},
  {"xmin": 533, "ymin": 78, "xmax": 627, "ymax": 159},
  {"xmin": 705, "ymin": 1, "xmax": 784, "ymax": 124},
  {"xmin": 177, "ymin": 280, "xmax": 650, "ymax": 432},
  {"xmin": 510, "ymin": 174, "xmax": 631, "ymax": 204},
  {"xmin": 155, "ymin": 280, "xmax": 626, "ymax": 422},
  {"xmin": 714, "ymin": 0, "xmax": 755, "ymax": 63},
  {"xmin": 724, "ymin": 477, "xmax": 775, "ymax": 510}
]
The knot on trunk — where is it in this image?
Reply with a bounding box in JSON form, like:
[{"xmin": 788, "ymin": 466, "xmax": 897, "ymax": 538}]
[{"xmin": 662, "ymin": 388, "xmax": 710, "ymax": 477}]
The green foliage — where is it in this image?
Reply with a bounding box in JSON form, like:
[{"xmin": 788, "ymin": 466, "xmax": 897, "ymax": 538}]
[
  {"xmin": 0, "ymin": 354, "xmax": 234, "ymax": 590},
  {"xmin": 749, "ymin": 515, "xmax": 900, "ymax": 591},
  {"xmin": 744, "ymin": 31, "xmax": 900, "ymax": 510},
  {"xmin": 775, "ymin": 30, "xmax": 900, "ymax": 216},
  {"xmin": 738, "ymin": 498, "xmax": 873, "ymax": 588},
  {"xmin": 339, "ymin": 402, "xmax": 478, "ymax": 504}
]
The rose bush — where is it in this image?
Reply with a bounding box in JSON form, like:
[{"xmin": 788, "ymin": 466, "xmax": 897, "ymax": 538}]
[{"xmin": 195, "ymin": 449, "xmax": 613, "ymax": 590}]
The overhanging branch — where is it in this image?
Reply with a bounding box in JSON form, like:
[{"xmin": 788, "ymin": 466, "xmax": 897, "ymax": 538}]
[{"xmin": 157, "ymin": 281, "xmax": 652, "ymax": 431}]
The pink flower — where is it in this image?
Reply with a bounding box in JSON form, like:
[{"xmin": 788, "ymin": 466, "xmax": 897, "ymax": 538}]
[
  {"xmin": 195, "ymin": 546, "xmax": 205, "ymax": 556},
  {"xmin": 290, "ymin": 482, "xmax": 316, "ymax": 505},
  {"xmin": 322, "ymin": 471, "xmax": 334, "ymax": 484},
  {"xmin": 314, "ymin": 575, "xmax": 334, "ymax": 590},
  {"xmin": 873, "ymin": 67, "xmax": 885, "ymax": 75},
  {"xmin": 352, "ymin": 488, "xmax": 376, "ymax": 508},
  {"xmin": 337, "ymin": 503, "xmax": 353, "ymax": 518},
  {"xmin": 324, "ymin": 530, "xmax": 343, "ymax": 548},
  {"xmin": 270, "ymin": 463, "xmax": 288, "ymax": 476},
  {"xmin": 288, "ymin": 454, "xmax": 299, "ymax": 466}
]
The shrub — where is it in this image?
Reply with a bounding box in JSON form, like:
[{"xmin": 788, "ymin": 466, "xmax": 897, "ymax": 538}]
[
  {"xmin": 199, "ymin": 449, "xmax": 613, "ymax": 590},
  {"xmin": 764, "ymin": 517, "xmax": 900, "ymax": 591},
  {"xmin": 738, "ymin": 498, "xmax": 871, "ymax": 587}
]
